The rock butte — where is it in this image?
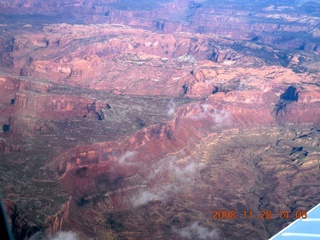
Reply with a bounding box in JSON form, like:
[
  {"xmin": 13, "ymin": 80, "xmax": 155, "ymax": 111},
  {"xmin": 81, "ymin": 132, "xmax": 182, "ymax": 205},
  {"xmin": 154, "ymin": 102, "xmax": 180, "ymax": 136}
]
[{"xmin": 0, "ymin": 0, "xmax": 320, "ymax": 239}]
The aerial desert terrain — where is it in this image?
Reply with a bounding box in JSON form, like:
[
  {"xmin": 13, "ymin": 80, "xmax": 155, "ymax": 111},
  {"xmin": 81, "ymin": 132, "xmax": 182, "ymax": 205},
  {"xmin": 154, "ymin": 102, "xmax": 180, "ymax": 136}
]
[{"xmin": 0, "ymin": 0, "xmax": 320, "ymax": 239}]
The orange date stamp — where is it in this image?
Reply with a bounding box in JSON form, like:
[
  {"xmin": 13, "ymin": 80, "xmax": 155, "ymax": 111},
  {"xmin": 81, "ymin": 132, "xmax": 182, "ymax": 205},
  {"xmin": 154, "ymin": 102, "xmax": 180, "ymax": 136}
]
[{"xmin": 212, "ymin": 209, "xmax": 307, "ymax": 220}]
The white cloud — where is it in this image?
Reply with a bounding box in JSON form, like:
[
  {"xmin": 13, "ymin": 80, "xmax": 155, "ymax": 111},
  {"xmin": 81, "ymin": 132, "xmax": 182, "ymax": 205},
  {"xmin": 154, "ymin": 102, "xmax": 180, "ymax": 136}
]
[
  {"xmin": 201, "ymin": 104, "xmax": 211, "ymax": 113},
  {"xmin": 29, "ymin": 231, "xmax": 79, "ymax": 240},
  {"xmin": 167, "ymin": 100, "xmax": 176, "ymax": 117},
  {"xmin": 211, "ymin": 109, "xmax": 231, "ymax": 125},
  {"xmin": 48, "ymin": 232, "xmax": 79, "ymax": 240},
  {"xmin": 131, "ymin": 190, "xmax": 161, "ymax": 207},
  {"xmin": 118, "ymin": 151, "xmax": 137, "ymax": 165},
  {"xmin": 188, "ymin": 104, "xmax": 231, "ymax": 126},
  {"xmin": 172, "ymin": 221, "xmax": 219, "ymax": 240},
  {"xmin": 172, "ymin": 162, "xmax": 198, "ymax": 183},
  {"xmin": 131, "ymin": 183, "xmax": 183, "ymax": 207},
  {"xmin": 131, "ymin": 156, "xmax": 203, "ymax": 207}
]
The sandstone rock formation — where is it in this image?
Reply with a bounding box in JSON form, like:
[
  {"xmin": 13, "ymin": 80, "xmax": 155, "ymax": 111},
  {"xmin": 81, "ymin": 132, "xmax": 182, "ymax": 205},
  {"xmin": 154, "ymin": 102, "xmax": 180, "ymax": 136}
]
[{"xmin": 0, "ymin": 1, "xmax": 319, "ymax": 240}]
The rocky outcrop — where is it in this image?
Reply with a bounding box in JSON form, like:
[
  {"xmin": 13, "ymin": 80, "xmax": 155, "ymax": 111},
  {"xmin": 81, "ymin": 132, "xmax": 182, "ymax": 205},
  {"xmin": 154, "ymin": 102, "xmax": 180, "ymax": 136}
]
[
  {"xmin": 2, "ymin": 199, "xmax": 39, "ymax": 240},
  {"xmin": 0, "ymin": 76, "xmax": 93, "ymax": 136},
  {"xmin": 44, "ymin": 200, "xmax": 70, "ymax": 236}
]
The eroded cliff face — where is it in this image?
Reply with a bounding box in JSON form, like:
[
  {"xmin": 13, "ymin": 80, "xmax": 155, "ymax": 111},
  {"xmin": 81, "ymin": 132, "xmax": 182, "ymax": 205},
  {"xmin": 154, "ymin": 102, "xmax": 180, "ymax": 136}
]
[
  {"xmin": 0, "ymin": 1, "xmax": 320, "ymax": 239},
  {"xmin": 51, "ymin": 92, "xmax": 320, "ymax": 239}
]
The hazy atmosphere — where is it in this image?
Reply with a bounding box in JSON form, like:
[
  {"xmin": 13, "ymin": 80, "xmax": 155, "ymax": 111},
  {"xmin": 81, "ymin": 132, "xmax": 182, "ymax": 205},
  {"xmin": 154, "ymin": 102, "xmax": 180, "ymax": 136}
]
[{"xmin": 0, "ymin": 0, "xmax": 319, "ymax": 239}]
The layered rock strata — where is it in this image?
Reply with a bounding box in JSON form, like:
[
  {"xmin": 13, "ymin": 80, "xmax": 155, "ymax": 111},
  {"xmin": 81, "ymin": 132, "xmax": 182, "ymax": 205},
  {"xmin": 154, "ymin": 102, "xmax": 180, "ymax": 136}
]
[{"xmin": 0, "ymin": 1, "xmax": 319, "ymax": 239}]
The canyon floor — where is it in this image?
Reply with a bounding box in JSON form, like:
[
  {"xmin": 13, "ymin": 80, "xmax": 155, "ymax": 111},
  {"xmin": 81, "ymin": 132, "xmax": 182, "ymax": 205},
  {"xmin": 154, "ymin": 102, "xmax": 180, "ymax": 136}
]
[{"xmin": 0, "ymin": 1, "xmax": 320, "ymax": 239}]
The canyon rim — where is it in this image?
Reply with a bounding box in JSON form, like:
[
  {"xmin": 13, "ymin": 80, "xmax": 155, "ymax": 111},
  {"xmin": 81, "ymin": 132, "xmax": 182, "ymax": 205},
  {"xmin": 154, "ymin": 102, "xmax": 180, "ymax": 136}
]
[{"xmin": 0, "ymin": 0, "xmax": 320, "ymax": 239}]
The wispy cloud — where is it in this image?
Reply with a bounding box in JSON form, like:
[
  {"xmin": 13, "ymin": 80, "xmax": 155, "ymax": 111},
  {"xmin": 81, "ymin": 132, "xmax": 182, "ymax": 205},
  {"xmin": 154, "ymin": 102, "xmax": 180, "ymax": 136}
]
[
  {"xmin": 118, "ymin": 151, "xmax": 137, "ymax": 165},
  {"xmin": 172, "ymin": 162, "xmax": 198, "ymax": 183},
  {"xmin": 167, "ymin": 100, "xmax": 176, "ymax": 118},
  {"xmin": 48, "ymin": 232, "xmax": 79, "ymax": 240},
  {"xmin": 211, "ymin": 108, "xmax": 231, "ymax": 125},
  {"xmin": 131, "ymin": 190, "xmax": 161, "ymax": 207},
  {"xmin": 29, "ymin": 231, "xmax": 79, "ymax": 240},
  {"xmin": 172, "ymin": 221, "xmax": 219, "ymax": 240},
  {"xmin": 188, "ymin": 104, "xmax": 231, "ymax": 126},
  {"xmin": 131, "ymin": 156, "xmax": 203, "ymax": 207}
]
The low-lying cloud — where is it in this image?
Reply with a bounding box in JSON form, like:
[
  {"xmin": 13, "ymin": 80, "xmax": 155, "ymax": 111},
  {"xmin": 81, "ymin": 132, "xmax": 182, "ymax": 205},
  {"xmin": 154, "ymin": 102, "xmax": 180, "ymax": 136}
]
[
  {"xmin": 172, "ymin": 221, "xmax": 219, "ymax": 240},
  {"xmin": 118, "ymin": 151, "xmax": 137, "ymax": 165},
  {"xmin": 48, "ymin": 232, "xmax": 79, "ymax": 240},
  {"xmin": 189, "ymin": 104, "xmax": 231, "ymax": 126},
  {"xmin": 211, "ymin": 108, "xmax": 231, "ymax": 125},
  {"xmin": 131, "ymin": 189, "xmax": 165, "ymax": 207},
  {"xmin": 131, "ymin": 156, "xmax": 203, "ymax": 207},
  {"xmin": 167, "ymin": 100, "xmax": 176, "ymax": 117},
  {"xmin": 29, "ymin": 231, "xmax": 79, "ymax": 240}
]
